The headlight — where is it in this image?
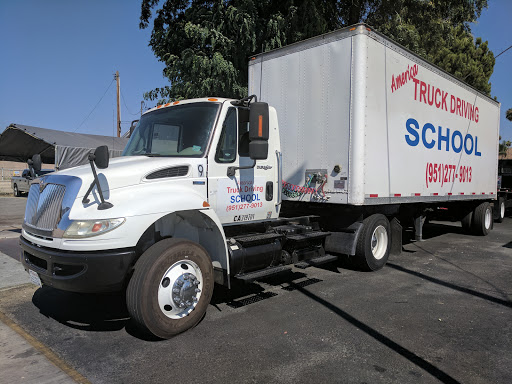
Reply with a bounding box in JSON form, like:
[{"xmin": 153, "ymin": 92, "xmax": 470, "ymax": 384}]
[{"xmin": 63, "ymin": 218, "xmax": 125, "ymax": 238}]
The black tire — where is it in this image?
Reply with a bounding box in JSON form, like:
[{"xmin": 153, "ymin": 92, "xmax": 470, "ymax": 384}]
[
  {"xmin": 126, "ymin": 238, "xmax": 214, "ymax": 339},
  {"xmin": 461, "ymin": 211, "xmax": 472, "ymax": 233},
  {"xmin": 355, "ymin": 214, "xmax": 391, "ymax": 271},
  {"xmin": 471, "ymin": 202, "xmax": 493, "ymax": 236},
  {"xmin": 495, "ymin": 197, "xmax": 505, "ymax": 223},
  {"xmin": 13, "ymin": 184, "xmax": 20, "ymax": 197}
]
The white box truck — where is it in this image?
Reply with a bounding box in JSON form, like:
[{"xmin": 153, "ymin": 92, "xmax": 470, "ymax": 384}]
[{"xmin": 20, "ymin": 24, "xmax": 500, "ymax": 338}]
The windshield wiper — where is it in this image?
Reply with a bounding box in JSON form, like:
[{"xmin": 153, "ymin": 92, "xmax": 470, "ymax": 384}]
[{"xmin": 143, "ymin": 153, "xmax": 164, "ymax": 157}]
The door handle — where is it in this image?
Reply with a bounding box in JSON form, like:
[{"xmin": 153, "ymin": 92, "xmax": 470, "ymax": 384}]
[
  {"xmin": 276, "ymin": 151, "xmax": 282, "ymax": 206},
  {"xmin": 266, "ymin": 181, "xmax": 273, "ymax": 201}
]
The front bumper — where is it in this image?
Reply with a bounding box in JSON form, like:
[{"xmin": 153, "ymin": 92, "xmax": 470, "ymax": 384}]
[{"xmin": 20, "ymin": 236, "xmax": 137, "ymax": 293}]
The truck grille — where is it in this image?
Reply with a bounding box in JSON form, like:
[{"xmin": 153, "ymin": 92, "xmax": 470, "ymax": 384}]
[{"xmin": 25, "ymin": 183, "xmax": 66, "ymax": 231}]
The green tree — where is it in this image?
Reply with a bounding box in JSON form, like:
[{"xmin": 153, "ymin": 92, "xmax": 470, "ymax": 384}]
[
  {"xmin": 499, "ymin": 135, "xmax": 511, "ymax": 157},
  {"xmin": 140, "ymin": 0, "xmax": 493, "ymax": 103},
  {"xmin": 507, "ymin": 108, "xmax": 512, "ymax": 122}
]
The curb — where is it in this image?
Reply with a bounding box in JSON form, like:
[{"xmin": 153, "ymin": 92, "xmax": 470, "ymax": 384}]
[{"xmin": 0, "ymin": 309, "xmax": 91, "ymax": 384}]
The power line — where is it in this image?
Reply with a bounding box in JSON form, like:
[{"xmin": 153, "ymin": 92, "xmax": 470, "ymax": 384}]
[
  {"xmin": 73, "ymin": 80, "xmax": 115, "ymax": 133},
  {"xmin": 121, "ymin": 89, "xmax": 141, "ymax": 115},
  {"xmin": 495, "ymin": 44, "xmax": 512, "ymax": 59}
]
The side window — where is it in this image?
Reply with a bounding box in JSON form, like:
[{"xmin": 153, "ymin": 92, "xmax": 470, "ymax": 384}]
[{"xmin": 215, "ymin": 108, "xmax": 237, "ymax": 163}]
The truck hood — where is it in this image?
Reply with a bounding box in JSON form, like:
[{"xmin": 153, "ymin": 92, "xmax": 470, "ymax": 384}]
[{"xmin": 50, "ymin": 156, "xmax": 204, "ymax": 198}]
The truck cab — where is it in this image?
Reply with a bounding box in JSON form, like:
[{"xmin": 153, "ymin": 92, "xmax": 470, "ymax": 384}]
[
  {"xmin": 121, "ymin": 97, "xmax": 282, "ymax": 224},
  {"xmin": 20, "ymin": 97, "xmax": 313, "ymax": 338}
]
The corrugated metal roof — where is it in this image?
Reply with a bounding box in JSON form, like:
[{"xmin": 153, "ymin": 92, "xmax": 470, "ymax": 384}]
[{"xmin": 0, "ymin": 124, "xmax": 129, "ymax": 164}]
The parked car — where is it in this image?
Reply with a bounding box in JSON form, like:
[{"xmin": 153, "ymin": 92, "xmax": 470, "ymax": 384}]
[{"xmin": 12, "ymin": 169, "xmax": 53, "ymax": 196}]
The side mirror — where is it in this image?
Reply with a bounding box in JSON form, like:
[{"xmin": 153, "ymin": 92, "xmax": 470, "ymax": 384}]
[
  {"xmin": 27, "ymin": 154, "xmax": 41, "ymax": 178},
  {"xmin": 249, "ymin": 141, "xmax": 269, "ymax": 160},
  {"xmin": 92, "ymin": 146, "xmax": 109, "ymax": 169},
  {"xmin": 83, "ymin": 145, "xmax": 112, "ymax": 210},
  {"xmin": 32, "ymin": 154, "xmax": 42, "ymax": 173},
  {"xmin": 249, "ymin": 102, "xmax": 269, "ymax": 160}
]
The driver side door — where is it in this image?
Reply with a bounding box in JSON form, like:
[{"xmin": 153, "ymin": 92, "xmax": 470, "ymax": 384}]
[{"xmin": 207, "ymin": 105, "xmax": 278, "ymax": 225}]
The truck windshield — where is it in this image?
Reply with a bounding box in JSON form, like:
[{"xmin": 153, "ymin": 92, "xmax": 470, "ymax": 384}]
[{"xmin": 122, "ymin": 102, "xmax": 220, "ymax": 157}]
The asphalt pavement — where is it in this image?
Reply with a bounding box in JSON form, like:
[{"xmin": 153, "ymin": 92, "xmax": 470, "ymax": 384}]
[{"xmin": 0, "ymin": 196, "xmax": 511, "ymax": 383}]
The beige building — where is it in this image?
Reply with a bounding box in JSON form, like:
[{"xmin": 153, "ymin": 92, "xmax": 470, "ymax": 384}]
[{"xmin": 499, "ymin": 147, "xmax": 512, "ymax": 160}]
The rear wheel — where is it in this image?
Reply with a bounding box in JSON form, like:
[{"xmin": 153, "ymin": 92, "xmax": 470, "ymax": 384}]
[
  {"xmin": 355, "ymin": 214, "xmax": 391, "ymax": 271},
  {"xmin": 13, "ymin": 184, "xmax": 20, "ymax": 197},
  {"xmin": 472, "ymin": 202, "xmax": 493, "ymax": 236},
  {"xmin": 126, "ymin": 238, "xmax": 214, "ymax": 339},
  {"xmin": 495, "ymin": 197, "xmax": 505, "ymax": 223}
]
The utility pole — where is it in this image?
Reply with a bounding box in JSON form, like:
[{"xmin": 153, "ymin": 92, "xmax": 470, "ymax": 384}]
[{"xmin": 115, "ymin": 71, "xmax": 121, "ymax": 137}]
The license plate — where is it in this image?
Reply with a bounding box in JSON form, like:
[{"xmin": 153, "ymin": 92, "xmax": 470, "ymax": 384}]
[{"xmin": 28, "ymin": 269, "xmax": 42, "ymax": 287}]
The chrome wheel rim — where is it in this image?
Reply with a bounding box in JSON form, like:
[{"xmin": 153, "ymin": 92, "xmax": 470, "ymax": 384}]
[
  {"xmin": 158, "ymin": 259, "xmax": 203, "ymax": 319},
  {"xmin": 371, "ymin": 225, "xmax": 388, "ymax": 260}
]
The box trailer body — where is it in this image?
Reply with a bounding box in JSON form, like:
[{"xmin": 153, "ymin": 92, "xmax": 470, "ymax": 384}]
[{"xmin": 249, "ymin": 24, "xmax": 500, "ymax": 206}]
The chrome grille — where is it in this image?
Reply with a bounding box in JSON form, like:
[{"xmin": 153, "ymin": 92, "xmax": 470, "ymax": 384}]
[{"xmin": 25, "ymin": 183, "xmax": 66, "ymax": 231}]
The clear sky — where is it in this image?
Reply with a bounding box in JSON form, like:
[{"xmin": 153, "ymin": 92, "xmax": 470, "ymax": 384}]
[
  {"xmin": 0, "ymin": 0, "xmax": 165, "ymax": 137},
  {"xmin": 0, "ymin": 0, "xmax": 511, "ymax": 140}
]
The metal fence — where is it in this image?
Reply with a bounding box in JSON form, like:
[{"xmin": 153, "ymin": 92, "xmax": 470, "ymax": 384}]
[{"xmin": 0, "ymin": 168, "xmax": 24, "ymax": 181}]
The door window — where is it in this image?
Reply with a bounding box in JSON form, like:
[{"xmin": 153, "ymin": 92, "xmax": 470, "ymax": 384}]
[{"xmin": 215, "ymin": 108, "xmax": 237, "ymax": 163}]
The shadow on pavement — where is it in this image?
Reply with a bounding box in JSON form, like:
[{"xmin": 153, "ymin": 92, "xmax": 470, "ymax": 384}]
[
  {"xmin": 30, "ymin": 271, "xmax": 321, "ymax": 341},
  {"xmin": 402, "ymin": 222, "xmax": 467, "ymax": 245},
  {"xmin": 387, "ymin": 262, "xmax": 512, "ymax": 309},
  {"xmin": 32, "ymin": 286, "xmax": 129, "ymax": 332},
  {"xmin": 290, "ymin": 281, "xmax": 462, "ymax": 384},
  {"xmin": 210, "ymin": 271, "xmax": 310, "ymax": 308},
  {"xmin": 31, "ymin": 286, "xmax": 163, "ymax": 341}
]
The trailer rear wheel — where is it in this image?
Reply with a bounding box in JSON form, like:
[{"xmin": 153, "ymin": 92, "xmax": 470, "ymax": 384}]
[
  {"xmin": 355, "ymin": 214, "xmax": 391, "ymax": 271},
  {"xmin": 472, "ymin": 202, "xmax": 493, "ymax": 236},
  {"xmin": 495, "ymin": 197, "xmax": 505, "ymax": 223},
  {"xmin": 126, "ymin": 238, "xmax": 214, "ymax": 339}
]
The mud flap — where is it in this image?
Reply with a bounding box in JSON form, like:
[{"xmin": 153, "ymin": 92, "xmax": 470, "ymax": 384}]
[
  {"xmin": 390, "ymin": 217, "xmax": 402, "ymax": 256},
  {"xmin": 324, "ymin": 222, "xmax": 363, "ymax": 256}
]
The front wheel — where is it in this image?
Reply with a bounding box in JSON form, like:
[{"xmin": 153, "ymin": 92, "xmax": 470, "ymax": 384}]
[
  {"xmin": 126, "ymin": 238, "xmax": 214, "ymax": 339},
  {"xmin": 355, "ymin": 214, "xmax": 391, "ymax": 271}
]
